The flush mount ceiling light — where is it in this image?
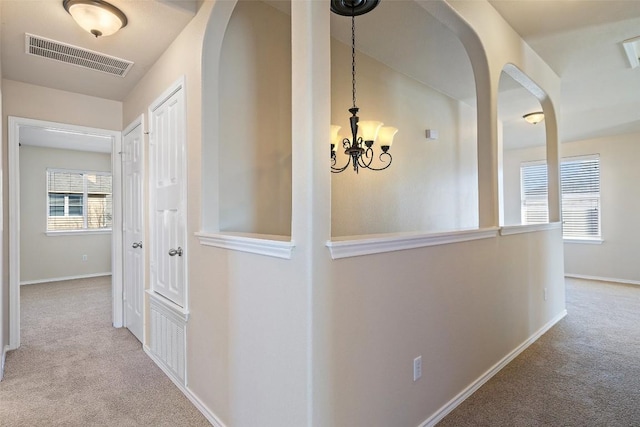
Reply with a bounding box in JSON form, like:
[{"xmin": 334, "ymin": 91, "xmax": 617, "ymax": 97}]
[
  {"xmin": 330, "ymin": 0, "xmax": 397, "ymax": 174},
  {"xmin": 63, "ymin": 0, "xmax": 128, "ymax": 38},
  {"xmin": 523, "ymin": 111, "xmax": 545, "ymax": 125}
]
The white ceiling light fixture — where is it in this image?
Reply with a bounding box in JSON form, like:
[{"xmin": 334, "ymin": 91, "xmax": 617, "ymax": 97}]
[
  {"xmin": 63, "ymin": 0, "xmax": 128, "ymax": 38},
  {"xmin": 523, "ymin": 111, "xmax": 545, "ymax": 125}
]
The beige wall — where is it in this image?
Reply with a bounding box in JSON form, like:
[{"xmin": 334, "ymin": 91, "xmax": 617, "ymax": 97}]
[
  {"xmin": 331, "ymin": 39, "xmax": 478, "ymax": 236},
  {"xmin": 2, "ymin": 80, "xmax": 122, "ymax": 131},
  {"xmin": 198, "ymin": 0, "xmax": 564, "ymax": 425},
  {"xmin": 218, "ymin": 0, "xmax": 292, "ymax": 236},
  {"xmin": 504, "ymin": 132, "xmax": 640, "ymax": 283},
  {"xmin": 329, "ymin": 229, "xmax": 565, "ymax": 425},
  {"xmin": 19, "ymin": 146, "xmax": 111, "ymax": 283},
  {"xmin": 133, "ymin": 0, "xmax": 565, "ymax": 425},
  {"xmin": 327, "ymin": 1, "xmax": 565, "ymax": 424},
  {"xmin": 217, "ymin": 0, "xmax": 481, "ymax": 238}
]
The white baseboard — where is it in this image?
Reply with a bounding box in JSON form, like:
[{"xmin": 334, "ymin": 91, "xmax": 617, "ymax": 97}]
[
  {"xmin": 144, "ymin": 345, "xmax": 227, "ymax": 427},
  {"xmin": 418, "ymin": 309, "xmax": 568, "ymax": 427},
  {"xmin": 565, "ymin": 274, "xmax": 640, "ymax": 287},
  {"xmin": 20, "ymin": 272, "xmax": 112, "ymax": 286},
  {"xmin": 1, "ymin": 345, "xmax": 9, "ymax": 381}
]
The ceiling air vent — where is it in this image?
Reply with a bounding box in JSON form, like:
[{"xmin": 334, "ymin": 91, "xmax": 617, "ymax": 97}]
[{"xmin": 25, "ymin": 33, "xmax": 133, "ymax": 77}]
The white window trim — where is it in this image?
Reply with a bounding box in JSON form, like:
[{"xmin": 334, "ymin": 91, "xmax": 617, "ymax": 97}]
[
  {"xmin": 46, "ymin": 229, "xmax": 112, "ymax": 237},
  {"xmin": 563, "ymin": 237, "xmax": 603, "ymax": 245}
]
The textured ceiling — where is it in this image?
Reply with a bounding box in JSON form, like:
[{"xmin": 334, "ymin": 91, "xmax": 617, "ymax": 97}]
[
  {"xmin": 334, "ymin": 0, "xmax": 640, "ymax": 147},
  {"xmin": 1, "ymin": 0, "xmax": 197, "ymax": 101},
  {"xmin": 489, "ymin": 0, "xmax": 640, "ymax": 144},
  {"xmin": 3, "ymin": 0, "xmax": 640, "ymax": 148}
]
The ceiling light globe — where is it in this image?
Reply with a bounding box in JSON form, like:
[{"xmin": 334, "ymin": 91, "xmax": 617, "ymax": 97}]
[
  {"xmin": 523, "ymin": 111, "xmax": 545, "ymax": 125},
  {"xmin": 63, "ymin": 0, "xmax": 128, "ymax": 37},
  {"xmin": 331, "ymin": 125, "xmax": 342, "ymax": 146},
  {"xmin": 377, "ymin": 126, "xmax": 398, "ymax": 148},
  {"xmin": 358, "ymin": 121, "xmax": 383, "ymax": 142}
]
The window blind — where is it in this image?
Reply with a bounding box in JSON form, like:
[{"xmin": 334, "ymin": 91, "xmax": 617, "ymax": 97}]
[
  {"xmin": 520, "ymin": 155, "xmax": 601, "ymax": 240},
  {"xmin": 521, "ymin": 162, "xmax": 549, "ymax": 224},
  {"xmin": 560, "ymin": 156, "xmax": 600, "ymax": 239}
]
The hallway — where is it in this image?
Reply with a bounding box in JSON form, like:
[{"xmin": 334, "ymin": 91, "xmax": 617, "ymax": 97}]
[{"xmin": 0, "ymin": 277, "xmax": 210, "ymax": 426}]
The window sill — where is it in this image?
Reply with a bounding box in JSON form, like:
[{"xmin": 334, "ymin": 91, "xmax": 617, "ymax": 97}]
[
  {"xmin": 46, "ymin": 229, "xmax": 112, "ymax": 236},
  {"xmin": 563, "ymin": 238, "xmax": 603, "ymax": 245}
]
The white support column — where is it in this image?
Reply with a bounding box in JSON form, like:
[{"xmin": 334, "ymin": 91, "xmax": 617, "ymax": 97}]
[
  {"xmin": 543, "ymin": 98, "xmax": 561, "ymax": 223},
  {"xmin": 291, "ymin": 0, "xmax": 332, "ymax": 425},
  {"xmin": 477, "ymin": 82, "xmax": 500, "ymax": 228}
]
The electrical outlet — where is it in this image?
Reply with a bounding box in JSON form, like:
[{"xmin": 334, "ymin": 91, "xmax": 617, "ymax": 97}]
[
  {"xmin": 82, "ymin": 254, "xmax": 88, "ymax": 262},
  {"xmin": 544, "ymin": 287, "xmax": 548, "ymax": 301},
  {"xmin": 413, "ymin": 356, "xmax": 422, "ymax": 382}
]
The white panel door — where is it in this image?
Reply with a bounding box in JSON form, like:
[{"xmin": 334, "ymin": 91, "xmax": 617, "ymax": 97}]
[
  {"xmin": 149, "ymin": 83, "xmax": 186, "ymax": 308},
  {"xmin": 123, "ymin": 121, "xmax": 145, "ymax": 342}
]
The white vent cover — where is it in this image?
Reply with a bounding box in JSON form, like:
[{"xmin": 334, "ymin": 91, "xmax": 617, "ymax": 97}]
[
  {"xmin": 623, "ymin": 36, "xmax": 640, "ymax": 69},
  {"xmin": 25, "ymin": 33, "xmax": 133, "ymax": 77}
]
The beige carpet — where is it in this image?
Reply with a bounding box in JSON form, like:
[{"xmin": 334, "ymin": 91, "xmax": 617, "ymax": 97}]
[
  {"xmin": 438, "ymin": 277, "xmax": 640, "ymax": 426},
  {"xmin": 0, "ymin": 276, "xmax": 211, "ymax": 427}
]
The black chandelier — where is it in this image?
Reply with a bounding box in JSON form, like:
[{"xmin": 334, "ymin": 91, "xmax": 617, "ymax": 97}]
[{"xmin": 331, "ymin": 0, "xmax": 397, "ymax": 174}]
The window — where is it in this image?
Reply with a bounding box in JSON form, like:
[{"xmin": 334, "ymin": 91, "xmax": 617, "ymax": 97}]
[
  {"xmin": 520, "ymin": 155, "xmax": 601, "ymax": 240},
  {"xmin": 47, "ymin": 169, "xmax": 112, "ymax": 232},
  {"xmin": 521, "ymin": 161, "xmax": 549, "ymax": 224}
]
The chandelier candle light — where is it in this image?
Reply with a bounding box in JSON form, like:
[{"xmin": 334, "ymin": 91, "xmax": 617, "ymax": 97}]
[{"xmin": 330, "ymin": 0, "xmax": 397, "ymax": 173}]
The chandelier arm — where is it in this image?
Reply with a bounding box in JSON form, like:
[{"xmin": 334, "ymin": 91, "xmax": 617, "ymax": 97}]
[
  {"xmin": 331, "ymin": 155, "xmax": 352, "ymax": 173},
  {"xmin": 363, "ymin": 152, "xmax": 393, "ymax": 171},
  {"xmin": 358, "ymin": 147, "xmax": 375, "ymax": 168}
]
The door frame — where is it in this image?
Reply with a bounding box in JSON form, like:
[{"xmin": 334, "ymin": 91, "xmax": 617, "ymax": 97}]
[
  {"xmin": 8, "ymin": 116, "xmax": 123, "ymax": 349},
  {"xmin": 122, "ymin": 114, "xmax": 146, "ymax": 342}
]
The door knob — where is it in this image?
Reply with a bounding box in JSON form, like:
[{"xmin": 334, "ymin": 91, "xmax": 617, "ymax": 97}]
[
  {"xmin": 132, "ymin": 242, "xmax": 142, "ymax": 249},
  {"xmin": 168, "ymin": 247, "xmax": 183, "ymax": 257}
]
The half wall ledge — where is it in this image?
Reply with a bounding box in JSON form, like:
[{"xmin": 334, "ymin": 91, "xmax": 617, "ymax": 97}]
[
  {"xmin": 499, "ymin": 222, "xmax": 561, "ymax": 236},
  {"xmin": 196, "ymin": 231, "xmax": 295, "ymax": 259},
  {"xmin": 326, "ymin": 228, "xmax": 500, "ymax": 259}
]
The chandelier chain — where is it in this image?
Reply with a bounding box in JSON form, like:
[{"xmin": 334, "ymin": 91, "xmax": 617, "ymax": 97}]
[
  {"xmin": 351, "ymin": 12, "xmax": 356, "ymax": 109},
  {"xmin": 330, "ymin": 0, "xmax": 394, "ymax": 174}
]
